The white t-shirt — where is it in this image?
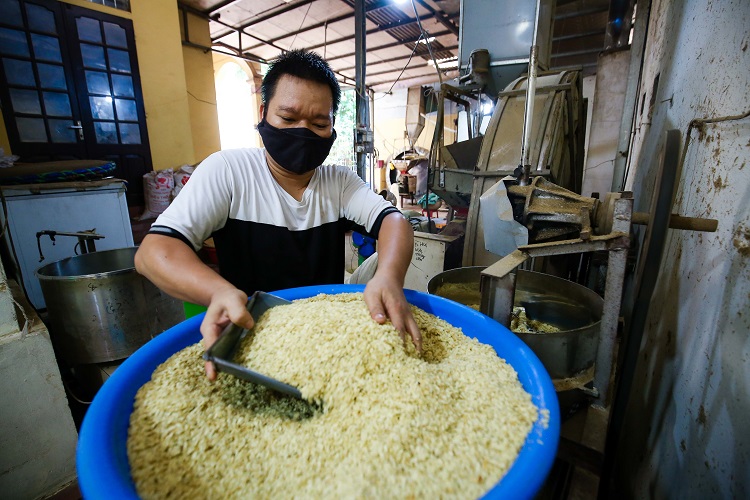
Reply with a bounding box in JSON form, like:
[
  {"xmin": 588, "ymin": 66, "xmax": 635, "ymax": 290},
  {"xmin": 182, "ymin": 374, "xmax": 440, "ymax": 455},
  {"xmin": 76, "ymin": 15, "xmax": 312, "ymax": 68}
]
[{"xmin": 151, "ymin": 148, "xmax": 399, "ymax": 293}]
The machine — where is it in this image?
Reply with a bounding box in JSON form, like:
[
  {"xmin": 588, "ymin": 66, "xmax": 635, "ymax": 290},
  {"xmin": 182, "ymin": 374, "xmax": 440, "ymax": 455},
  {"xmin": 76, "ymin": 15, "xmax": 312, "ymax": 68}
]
[{"xmin": 417, "ymin": 0, "xmax": 719, "ymax": 490}]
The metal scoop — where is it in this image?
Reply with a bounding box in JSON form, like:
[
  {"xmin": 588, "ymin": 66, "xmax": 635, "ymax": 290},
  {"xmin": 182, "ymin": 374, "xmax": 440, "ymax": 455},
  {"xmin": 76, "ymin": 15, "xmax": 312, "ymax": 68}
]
[{"xmin": 202, "ymin": 291, "xmax": 303, "ymax": 399}]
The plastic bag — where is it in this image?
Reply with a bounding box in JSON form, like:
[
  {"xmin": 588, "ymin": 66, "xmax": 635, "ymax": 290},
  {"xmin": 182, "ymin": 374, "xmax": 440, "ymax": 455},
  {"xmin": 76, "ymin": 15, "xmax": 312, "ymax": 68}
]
[
  {"xmin": 139, "ymin": 169, "xmax": 174, "ymax": 220},
  {"xmin": 479, "ymin": 178, "xmax": 528, "ymax": 257},
  {"xmin": 416, "ymin": 192, "xmax": 441, "ymax": 208},
  {"xmin": 172, "ymin": 165, "xmax": 195, "ymax": 198}
]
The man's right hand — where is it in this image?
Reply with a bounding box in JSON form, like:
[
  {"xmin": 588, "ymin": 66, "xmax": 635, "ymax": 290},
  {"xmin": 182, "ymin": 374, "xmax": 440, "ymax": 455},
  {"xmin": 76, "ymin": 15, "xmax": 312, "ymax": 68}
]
[
  {"xmin": 134, "ymin": 235, "xmax": 257, "ymax": 381},
  {"xmin": 200, "ymin": 287, "xmax": 255, "ymax": 381}
]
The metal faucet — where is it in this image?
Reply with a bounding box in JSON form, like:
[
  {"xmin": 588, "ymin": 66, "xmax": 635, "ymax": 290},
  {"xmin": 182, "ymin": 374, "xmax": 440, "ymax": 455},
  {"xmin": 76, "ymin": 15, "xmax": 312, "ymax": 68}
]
[{"xmin": 36, "ymin": 229, "xmax": 106, "ymax": 262}]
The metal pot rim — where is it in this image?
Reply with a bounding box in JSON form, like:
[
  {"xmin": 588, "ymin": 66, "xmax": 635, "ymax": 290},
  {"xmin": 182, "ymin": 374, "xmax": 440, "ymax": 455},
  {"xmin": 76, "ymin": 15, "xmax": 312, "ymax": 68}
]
[{"xmin": 35, "ymin": 247, "xmax": 137, "ymax": 280}]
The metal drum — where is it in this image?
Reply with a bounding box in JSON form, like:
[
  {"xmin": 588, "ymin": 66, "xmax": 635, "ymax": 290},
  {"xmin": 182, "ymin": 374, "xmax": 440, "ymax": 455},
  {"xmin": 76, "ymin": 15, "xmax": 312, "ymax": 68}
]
[
  {"xmin": 428, "ymin": 267, "xmax": 603, "ymax": 382},
  {"xmin": 36, "ymin": 247, "xmax": 184, "ymax": 365},
  {"xmin": 427, "ymin": 266, "xmax": 486, "ymax": 307}
]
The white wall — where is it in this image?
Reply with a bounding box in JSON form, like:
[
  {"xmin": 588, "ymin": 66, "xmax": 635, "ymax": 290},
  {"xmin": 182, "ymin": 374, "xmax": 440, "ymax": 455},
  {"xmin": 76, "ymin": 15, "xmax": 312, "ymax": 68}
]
[
  {"xmin": 618, "ymin": 0, "xmax": 750, "ymax": 496},
  {"xmin": 372, "ymin": 86, "xmax": 458, "ymax": 164}
]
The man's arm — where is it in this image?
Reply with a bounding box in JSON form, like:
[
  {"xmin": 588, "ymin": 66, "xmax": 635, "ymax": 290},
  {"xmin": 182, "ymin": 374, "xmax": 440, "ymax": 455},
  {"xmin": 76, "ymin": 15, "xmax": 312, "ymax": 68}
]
[
  {"xmin": 135, "ymin": 234, "xmax": 253, "ymax": 379},
  {"xmin": 362, "ymin": 212, "xmax": 422, "ymax": 352}
]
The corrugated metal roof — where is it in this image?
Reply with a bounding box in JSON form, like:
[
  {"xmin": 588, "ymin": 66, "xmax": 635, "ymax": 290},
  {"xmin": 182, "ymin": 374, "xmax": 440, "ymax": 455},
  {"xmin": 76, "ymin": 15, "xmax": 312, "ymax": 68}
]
[{"xmin": 178, "ymin": 0, "xmax": 614, "ymax": 91}]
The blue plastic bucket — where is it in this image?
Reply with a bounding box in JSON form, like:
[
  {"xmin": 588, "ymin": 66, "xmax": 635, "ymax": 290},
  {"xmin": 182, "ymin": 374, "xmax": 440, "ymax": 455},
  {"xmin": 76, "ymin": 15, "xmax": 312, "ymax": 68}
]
[{"xmin": 77, "ymin": 285, "xmax": 559, "ymax": 499}]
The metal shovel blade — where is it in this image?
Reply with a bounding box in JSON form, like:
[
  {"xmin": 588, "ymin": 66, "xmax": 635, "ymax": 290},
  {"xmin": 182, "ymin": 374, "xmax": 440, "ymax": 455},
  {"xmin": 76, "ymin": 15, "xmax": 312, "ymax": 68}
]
[{"xmin": 203, "ymin": 291, "xmax": 303, "ymax": 399}]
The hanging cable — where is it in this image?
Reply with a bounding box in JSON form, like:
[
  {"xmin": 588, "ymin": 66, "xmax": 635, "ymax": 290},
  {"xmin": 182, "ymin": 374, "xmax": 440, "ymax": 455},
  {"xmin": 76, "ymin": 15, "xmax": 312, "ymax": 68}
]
[
  {"xmin": 383, "ymin": 34, "xmax": 424, "ymax": 96},
  {"xmin": 289, "ymin": 2, "xmax": 313, "ymax": 50},
  {"xmin": 409, "ymin": 0, "xmax": 443, "ymax": 85}
]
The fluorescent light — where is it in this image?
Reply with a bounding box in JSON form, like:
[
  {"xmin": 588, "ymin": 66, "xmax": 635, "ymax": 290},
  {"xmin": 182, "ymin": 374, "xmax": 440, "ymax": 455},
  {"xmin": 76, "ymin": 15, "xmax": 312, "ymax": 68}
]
[{"xmin": 417, "ymin": 36, "xmax": 436, "ymax": 44}]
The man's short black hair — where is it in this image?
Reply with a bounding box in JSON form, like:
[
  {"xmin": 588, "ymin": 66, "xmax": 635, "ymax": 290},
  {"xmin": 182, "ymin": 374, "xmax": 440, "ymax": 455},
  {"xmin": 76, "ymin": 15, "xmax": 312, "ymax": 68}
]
[{"xmin": 261, "ymin": 49, "xmax": 341, "ymax": 115}]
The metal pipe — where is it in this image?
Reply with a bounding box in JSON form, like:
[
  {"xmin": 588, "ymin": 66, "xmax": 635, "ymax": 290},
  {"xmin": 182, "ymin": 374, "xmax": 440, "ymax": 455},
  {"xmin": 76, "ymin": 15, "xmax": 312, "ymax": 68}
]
[
  {"xmin": 369, "ymin": 88, "xmax": 376, "ymax": 190},
  {"xmin": 36, "ymin": 229, "xmax": 106, "ymax": 262},
  {"xmin": 432, "ymin": 87, "xmax": 447, "ymax": 189},
  {"xmin": 593, "ymin": 199, "xmax": 631, "ymax": 406},
  {"xmin": 517, "ymin": 0, "xmax": 542, "ymax": 184},
  {"xmin": 519, "ymin": 44, "xmax": 539, "ymax": 183},
  {"xmin": 355, "ymin": 0, "xmax": 369, "ymax": 181}
]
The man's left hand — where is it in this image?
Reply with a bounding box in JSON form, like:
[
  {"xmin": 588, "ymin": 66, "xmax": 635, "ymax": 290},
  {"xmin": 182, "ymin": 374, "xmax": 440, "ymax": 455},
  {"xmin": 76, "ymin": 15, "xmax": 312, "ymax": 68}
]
[{"xmin": 363, "ymin": 274, "xmax": 422, "ymax": 353}]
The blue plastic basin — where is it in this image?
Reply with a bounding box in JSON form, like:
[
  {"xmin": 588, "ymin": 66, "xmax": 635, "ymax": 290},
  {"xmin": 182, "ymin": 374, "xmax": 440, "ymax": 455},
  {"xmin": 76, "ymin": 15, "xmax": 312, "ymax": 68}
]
[{"xmin": 77, "ymin": 284, "xmax": 559, "ymax": 499}]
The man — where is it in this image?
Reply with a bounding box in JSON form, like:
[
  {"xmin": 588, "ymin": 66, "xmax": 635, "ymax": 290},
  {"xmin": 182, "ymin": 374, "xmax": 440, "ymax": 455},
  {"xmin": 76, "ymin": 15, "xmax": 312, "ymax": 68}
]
[{"xmin": 135, "ymin": 49, "xmax": 421, "ymax": 380}]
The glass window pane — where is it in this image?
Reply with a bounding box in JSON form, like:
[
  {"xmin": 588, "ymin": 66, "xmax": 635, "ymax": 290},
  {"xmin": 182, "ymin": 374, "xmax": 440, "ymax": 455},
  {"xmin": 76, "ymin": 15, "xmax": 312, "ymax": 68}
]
[
  {"xmin": 103, "ymin": 22, "xmax": 127, "ymax": 48},
  {"xmin": 94, "ymin": 121, "xmax": 117, "ymax": 144},
  {"xmin": 107, "ymin": 48, "xmax": 130, "ymax": 73},
  {"xmin": 76, "ymin": 17, "xmax": 101, "ymax": 43},
  {"xmin": 48, "ymin": 119, "xmax": 77, "ymax": 143},
  {"xmin": 0, "ymin": 28, "xmax": 29, "ymax": 57},
  {"xmin": 37, "ymin": 63, "xmax": 67, "ymax": 90},
  {"xmin": 85, "ymin": 70, "xmax": 110, "ymax": 95},
  {"xmin": 111, "ymin": 74, "xmax": 134, "ymax": 97},
  {"xmin": 26, "ymin": 4, "xmax": 57, "ymax": 34},
  {"xmin": 80, "ymin": 43, "xmax": 106, "ymax": 69},
  {"xmin": 119, "ymin": 122, "xmax": 140, "ymax": 144},
  {"xmin": 17, "ymin": 117, "xmax": 47, "ymax": 142},
  {"xmin": 0, "ymin": 1, "xmax": 23, "ymax": 27},
  {"xmin": 114, "ymin": 98, "xmax": 137, "ymax": 121},
  {"xmin": 3, "ymin": 58, "xmax": 35, "ymax": 86},
  {"xmin": 90, "ymin": 0, "xmax": 131, "ymax": 12},
  {"xmin": 31, "ymin": 34, "xmax": 62, "ymax": 62},
  {"xmin": 10, "ymin": 88, "xmax": 41, "ymax": 114},
  {"xmin": 43, "ymin": 92, "xmax": 71, "ymax": 117},
  {"xmin": 89, "ymin": 96, "xmax": 114, "ymax": 120}
]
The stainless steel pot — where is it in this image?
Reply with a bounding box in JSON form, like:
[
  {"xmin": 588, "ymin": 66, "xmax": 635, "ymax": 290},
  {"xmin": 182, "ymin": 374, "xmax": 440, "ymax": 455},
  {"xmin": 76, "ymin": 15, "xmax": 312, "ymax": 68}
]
[
  {"xmin": 36, "ymin": 247, "xmax": 184, "ymax": 365},
  {"xmin": 428, "ymin": 267, "xmax": 603, "ymax": 381}
]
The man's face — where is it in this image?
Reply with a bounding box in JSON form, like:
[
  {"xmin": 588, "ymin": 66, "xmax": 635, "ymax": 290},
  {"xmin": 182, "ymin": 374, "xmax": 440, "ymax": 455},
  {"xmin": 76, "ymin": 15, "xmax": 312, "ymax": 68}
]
[{"xmin": 261, "ymin": 74, "xmax": 335, "ymax": 138}]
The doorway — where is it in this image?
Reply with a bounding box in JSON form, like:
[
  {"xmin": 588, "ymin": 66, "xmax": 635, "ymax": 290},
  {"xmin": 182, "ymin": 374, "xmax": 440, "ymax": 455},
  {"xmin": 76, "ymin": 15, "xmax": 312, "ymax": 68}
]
[
  {"xmin": 215, "ymin": 60, "xmax": 258, "ymax": 150},
  {"xmin": 0, "ymin": 0, "xmax": 152, "ymax": 205}
]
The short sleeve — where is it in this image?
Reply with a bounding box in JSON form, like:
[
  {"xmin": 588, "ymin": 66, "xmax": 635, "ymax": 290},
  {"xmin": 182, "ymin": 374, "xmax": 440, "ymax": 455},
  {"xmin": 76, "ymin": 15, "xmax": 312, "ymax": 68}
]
[
  {"xmin": 338, "ymin": 166, "xmax": 400, "ymax": 236},
  {"xmin": 151, "ymin": 152, "xmax": 232, "ymax": 251}
]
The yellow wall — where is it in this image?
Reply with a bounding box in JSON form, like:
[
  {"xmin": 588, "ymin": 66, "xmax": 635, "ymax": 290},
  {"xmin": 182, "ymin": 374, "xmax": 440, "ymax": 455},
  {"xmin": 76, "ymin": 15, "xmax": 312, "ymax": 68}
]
[
  {"xmin": 1, "ymin": 0, "xmax": 215, "ymax": 171},
  {"xmin": 181, "ymin": 11, "xmax": 220, "ymax": 163},
  {"xmin": 128, "ymin": 0, "xmax": 195, "ymax": 169}
]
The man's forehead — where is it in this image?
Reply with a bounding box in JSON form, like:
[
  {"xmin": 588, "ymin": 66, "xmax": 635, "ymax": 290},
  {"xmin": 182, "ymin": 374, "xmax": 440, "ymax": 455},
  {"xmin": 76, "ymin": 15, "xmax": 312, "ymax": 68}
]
[{"xmin": 270, "ymin": 75, "xmax": 333, "ymax": 106}]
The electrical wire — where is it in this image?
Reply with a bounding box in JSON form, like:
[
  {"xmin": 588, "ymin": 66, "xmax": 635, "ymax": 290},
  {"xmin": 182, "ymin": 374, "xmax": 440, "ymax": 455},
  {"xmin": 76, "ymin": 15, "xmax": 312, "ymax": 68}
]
[
  {"xmin": 62, "ymin": 377, "xmax": 93, "ymax": 405},
  {"xmin": 408, "ymin": 0, "xmax": 443, "ymax": 85},
  {"xmin": 383, "ymin": 33, "xmax": 424, "ymax": 96},
  {"xmin": 289, "ymin": 2, "xmax": 313, "ymax": 50},
  {"xmin": 186, "ymin": 90, "xmax": 216, "ymax": 106},
  {"xmin": 584, "ymin": 159, "xmax": 615, "ymax": 173}
]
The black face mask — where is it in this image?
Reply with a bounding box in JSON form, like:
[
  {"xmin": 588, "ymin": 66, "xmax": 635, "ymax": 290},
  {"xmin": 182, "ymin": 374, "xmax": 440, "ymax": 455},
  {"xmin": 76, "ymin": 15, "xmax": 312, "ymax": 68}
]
[{"xmin": 257, "ymin": 119, "xmax": 337, "ymax": 174}]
